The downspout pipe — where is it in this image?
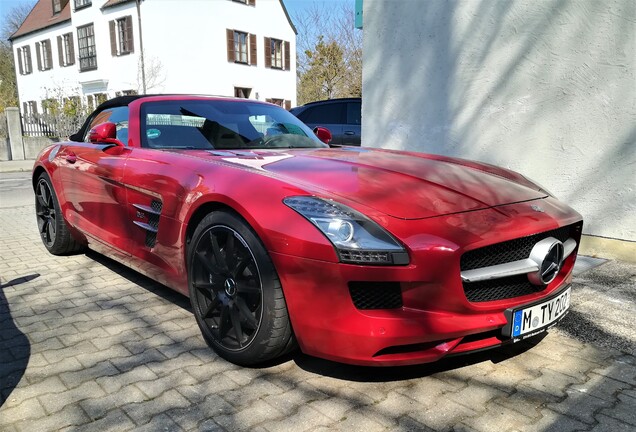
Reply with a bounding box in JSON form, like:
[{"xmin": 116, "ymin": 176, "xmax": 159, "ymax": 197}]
[{"xmin": 136, "ymin": 0, "xmax": 146, "ymax": 94}]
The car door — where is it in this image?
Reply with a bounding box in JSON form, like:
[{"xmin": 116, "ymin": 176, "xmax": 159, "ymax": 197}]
[
  {"xmin": 298, "ymin": 103, "xmax": 345, "ymax": 144},
  {"xmin": 58, "ymin": 106, "xmax": 131, "ymax": 254},
  {"xmin": 119, "ymin": 100, "xmax": 207, "ymax": 289},
  {"xmin": 342, "ymin": 101, "xmax": 362, "ymax": 145}
]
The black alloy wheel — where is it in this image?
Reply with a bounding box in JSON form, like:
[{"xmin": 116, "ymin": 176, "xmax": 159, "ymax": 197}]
[
  {"xmin": 188, "ymin": 211, "xmax": 294, "ymax": 365},
  {"xmin": 34, "ymin": 173, "xmax": 83, "ymax": 255},
  {"xmin": 35, "ymin": 177, "xmax": 57, "ymax": 248},
  {"xmin": 192, "ymin": 225, "xmax": 262, "ymax": 350}
]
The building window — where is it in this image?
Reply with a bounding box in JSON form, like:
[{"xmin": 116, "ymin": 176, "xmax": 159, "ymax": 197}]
[
  {"xmin": 115, "ymin": 90, "xmax": 138, "ymax": 97},
  {"xmin": 227, "ymin": 29, "xmax": 256, "ymax": 66},
  {"xmin": 265, "ymin": 98, "xmax": 291, "ymax": 110},
  {"xmin": 94, "ymin": 93, "xmax": 107, "ymax": 106},
  {"xmin": 74, "ymin": 0, "xmax": 91, "ymax": 10},
  {"xmin": 52, "ymin": 0, "xmax": 69, "ymax": 14},
  {"xmin": 23, "ymin": 101, "xmax": 39, "ymax": 120},
  {"xmin": 57, "ymin": 32, "xmax": 75, "ymax": 67},
  {"xmin": 264, "ymin": 37, "xmax": 290, "ymax": 71},
  {"xmin": 17, "ymin": 46, "xmax": 32, "ymax": 75},
  {"xmin": 235, "ymin": 31, "xmax": 247, "ymax": 63},
  {"xmin": 77, "ymin": 23, "xmax": 97, "ymax": 71},
  {"xmin": 36, "ymin": 39, "xmax": 53, "ymax": 71},
  {"xmin": 234, "ymin": 87, "xmax": 252, "ymax": 98},
  {"xmin": 109, "ymin": 16, "xmax": 134, "ymax": 56},
  {"xmin": 87, "ymin": 94, "xmax": 95, "ymax": 111},
  {"xmin": 271, "ymin": 39, "xmax": 283, "ymax": 69},
  {"xmin": 42, "ymin": 98, "xmax": 60, "ymax": 115}
]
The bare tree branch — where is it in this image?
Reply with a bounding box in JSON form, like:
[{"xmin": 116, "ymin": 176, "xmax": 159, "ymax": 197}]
[{"xmin": 1, "ymin": 1, "xmax": 36, "ymax": 45}]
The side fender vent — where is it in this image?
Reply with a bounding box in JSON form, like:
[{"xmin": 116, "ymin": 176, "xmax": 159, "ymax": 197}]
[{"xmin": 132, "ymin": 200, "xmax": 163, "ymax": 248}]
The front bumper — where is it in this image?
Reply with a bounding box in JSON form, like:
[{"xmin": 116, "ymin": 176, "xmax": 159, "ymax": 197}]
[{"xmin": 271, "ymin": 199, "xmax": 582, "ymax": 366}]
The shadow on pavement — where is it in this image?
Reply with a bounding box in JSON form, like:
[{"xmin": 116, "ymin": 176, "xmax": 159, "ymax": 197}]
[
  {"xmin": 84, "ymin": 248, "xmax": 551, "ymax": 382},
  {"xmin": 0, "ymin": 274, "xmax": 39, "ymax": 407},
  {"xmin": 85, "ymin": 250, "xmax": 192, "ymax": 312},
  {"xmin": 291, "ymin": 334, "xmax": 547, "ymax": 382}
]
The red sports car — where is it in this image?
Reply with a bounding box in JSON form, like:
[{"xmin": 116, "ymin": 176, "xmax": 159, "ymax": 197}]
[{"xmin": 33, "ymin": 95, "xmax": 583, "ymax": 366}]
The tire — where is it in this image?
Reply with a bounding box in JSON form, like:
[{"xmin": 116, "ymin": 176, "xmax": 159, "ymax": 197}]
[
  {"xmin": 187, "ymin": 210, "xmax": 295, "ymax": 365},
  {"xmin": 35, "ymin": 172, "xmax": 84, "ymax": 255}
]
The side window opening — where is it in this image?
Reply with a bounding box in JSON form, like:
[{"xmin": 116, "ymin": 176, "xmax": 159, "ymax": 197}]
[
  {"xmin": 300, "ymin": 103, "xmax": 345, "ymax": 124},
  {"xmin": 84, "ymin": 106, "xmax": 129, "ymax": 144},
  {"xmin": 346, "ymin": 102, "xmax": 361, "ymax": 125}
]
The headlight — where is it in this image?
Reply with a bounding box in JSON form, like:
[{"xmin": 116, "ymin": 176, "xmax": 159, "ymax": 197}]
[{"xmin": 283, "ymin": 196, "xmax": 409, "ymax": 265}]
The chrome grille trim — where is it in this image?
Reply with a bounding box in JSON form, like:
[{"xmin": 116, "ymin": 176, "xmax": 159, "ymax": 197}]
[
  {"xmin": 460, "ymin": 237, "xmax": 577, "ymax": 283},
  {"xmin": 132, "ymin": 203, "xmax": 161, "ymax": 215}
]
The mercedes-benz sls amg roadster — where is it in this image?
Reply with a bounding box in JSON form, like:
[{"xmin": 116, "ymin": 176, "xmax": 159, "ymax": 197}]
[{"xmin": 33, "ymin": 95, "xmax": 583, "ymax": 366}]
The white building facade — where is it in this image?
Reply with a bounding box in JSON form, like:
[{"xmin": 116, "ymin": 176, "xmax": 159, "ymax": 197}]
[
  {"xmin": 361, "ymin": 0, "xmax": 636, "ymax": 251},
  {"xmin": 11, "ymin": 0, "xmax": 297, "ymax": 116}
]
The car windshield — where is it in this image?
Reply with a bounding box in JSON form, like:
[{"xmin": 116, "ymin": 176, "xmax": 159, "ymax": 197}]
[{"xmin": 140, "ymin": 99, "xmax": 327, "ymax": 150}]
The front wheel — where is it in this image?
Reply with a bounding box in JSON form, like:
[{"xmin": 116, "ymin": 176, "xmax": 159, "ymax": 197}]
[{"xmin": 187, "ymin": 210, "xmax": 295, "ymax": 365}]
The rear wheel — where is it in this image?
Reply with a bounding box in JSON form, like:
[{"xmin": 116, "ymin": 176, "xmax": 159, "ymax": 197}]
[
  {"xmin": 187, "ymin": 211, "xmax": 295, "ymax": 365},
  {"xmin": 35, "ymin": 173, "xmax": 84, "ymax": 255}
]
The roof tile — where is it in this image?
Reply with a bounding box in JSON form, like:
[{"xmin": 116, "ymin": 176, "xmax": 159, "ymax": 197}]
[
  {"xmin": 10, "ymin": 0, "xmax": 71, "ymax": 40},
  {"xmin": 101, "ymin": 0, "xmax": 135, "ymax": 9}
]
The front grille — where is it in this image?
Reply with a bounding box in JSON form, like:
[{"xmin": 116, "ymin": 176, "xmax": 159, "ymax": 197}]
[
  {"xmin": 461, "ymin": 225, "xmax": 574, "ymax": 271},
  {"xmin": 349, "ymin": 282, "xmax": 402, "ymax": 310},
  {"xmin": 460, "ymin": 223, "xmax": 581, "ymax": 302},
  {"xmin": 464, "ymin": 275, "xmax": 544, "ymax": 302}
]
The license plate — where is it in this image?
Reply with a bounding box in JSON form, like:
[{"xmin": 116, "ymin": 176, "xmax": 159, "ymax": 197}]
[{"xmin": 508, "ymin": 286, "xmax": 571, "ymax": 341}]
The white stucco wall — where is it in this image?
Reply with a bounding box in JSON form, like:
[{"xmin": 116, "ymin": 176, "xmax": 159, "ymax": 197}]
[
  {"xmin": 142, "ymin": 0, "xmax": 296, "ymax": 104},
  {"xmin": 13, "ymin": 3, "xmax": 142, "ymax": 105},
  {"xmin": 13, "ymin": 0, "xmax": 296, "ymax": 109},
  {"xmin": 73, "ymin": 2, "xmax": 141, "ymax": 94},
  {"xmin": 12, "ymin": 23, "xmax": 84, "ymax": 104},
  {"xmin": 362, "ymin": 0, "xmax": 635, "ymax": 242}
]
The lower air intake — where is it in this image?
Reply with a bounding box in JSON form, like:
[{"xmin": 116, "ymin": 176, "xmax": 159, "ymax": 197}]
[{"xmin": 349, "ymin": 282, "xmax": 403, "ymax": 310}]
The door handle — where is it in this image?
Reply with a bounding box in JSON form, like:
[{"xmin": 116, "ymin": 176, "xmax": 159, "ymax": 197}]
[
  {"xmin": 66, "ymin": 153, "xmax": 77, "ymax": 164},
  {"xmin": 344, "ymin": 131, "xmax": 356, "ymax": 135}
]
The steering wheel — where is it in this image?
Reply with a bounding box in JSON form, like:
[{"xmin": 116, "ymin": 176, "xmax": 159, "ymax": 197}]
[{"xmin": 260, "ymin": 134, "xmax": 289, "ymax": 147}]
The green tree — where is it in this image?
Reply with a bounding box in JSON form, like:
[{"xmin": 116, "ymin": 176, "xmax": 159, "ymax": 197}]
[
  {"xmin": 294, "ymin": 2, "xmax": 362, "ymax": 105},
  {"xmin": 298, "ymin": 37, "xmax": 346, "ymax": 104},
  {"xmin": 0, "ymin": 44, "xmax": 18, "ymax": 111},
  {"xmin": 0, "ymin": 1, "xmax": 36, "ymax": 112}
]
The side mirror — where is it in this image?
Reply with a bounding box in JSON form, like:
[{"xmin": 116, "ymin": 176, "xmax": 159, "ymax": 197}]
[
  {"xmin": 88, "ymin": 122, "xmax": 124, "ymax": 146},
  {"xmin": 313, "ymin": 126, "xmax": 332, "ymax": 144}
]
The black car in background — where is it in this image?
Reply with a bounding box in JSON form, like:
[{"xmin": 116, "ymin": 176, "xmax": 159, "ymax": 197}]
[{"xmin": 290, "ymin": 98, "xmax": 361, "ymax": 145}]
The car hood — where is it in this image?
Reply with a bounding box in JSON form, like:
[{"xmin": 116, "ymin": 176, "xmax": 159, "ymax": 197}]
[{"xmin": 192, "ymin": 147, "xmax": 547, "ymax": 219}]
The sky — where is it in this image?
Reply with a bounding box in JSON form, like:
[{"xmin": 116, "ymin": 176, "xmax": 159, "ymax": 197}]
[
  {"xmin": 0, "ymin": 0, "xmax": 352, "ymax": 36},
  {"xmin": 0, "ymin": 0, "xmax": 36, "ymax": 19},
  {"xmin": 282, "ymin": 0, "xmax": 350, "ymax": 20}
]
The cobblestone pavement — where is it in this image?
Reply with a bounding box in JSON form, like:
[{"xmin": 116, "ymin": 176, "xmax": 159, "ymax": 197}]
[{"xmin": 1, "ymin": 201, "xmax": 635, "ymax": 432}]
